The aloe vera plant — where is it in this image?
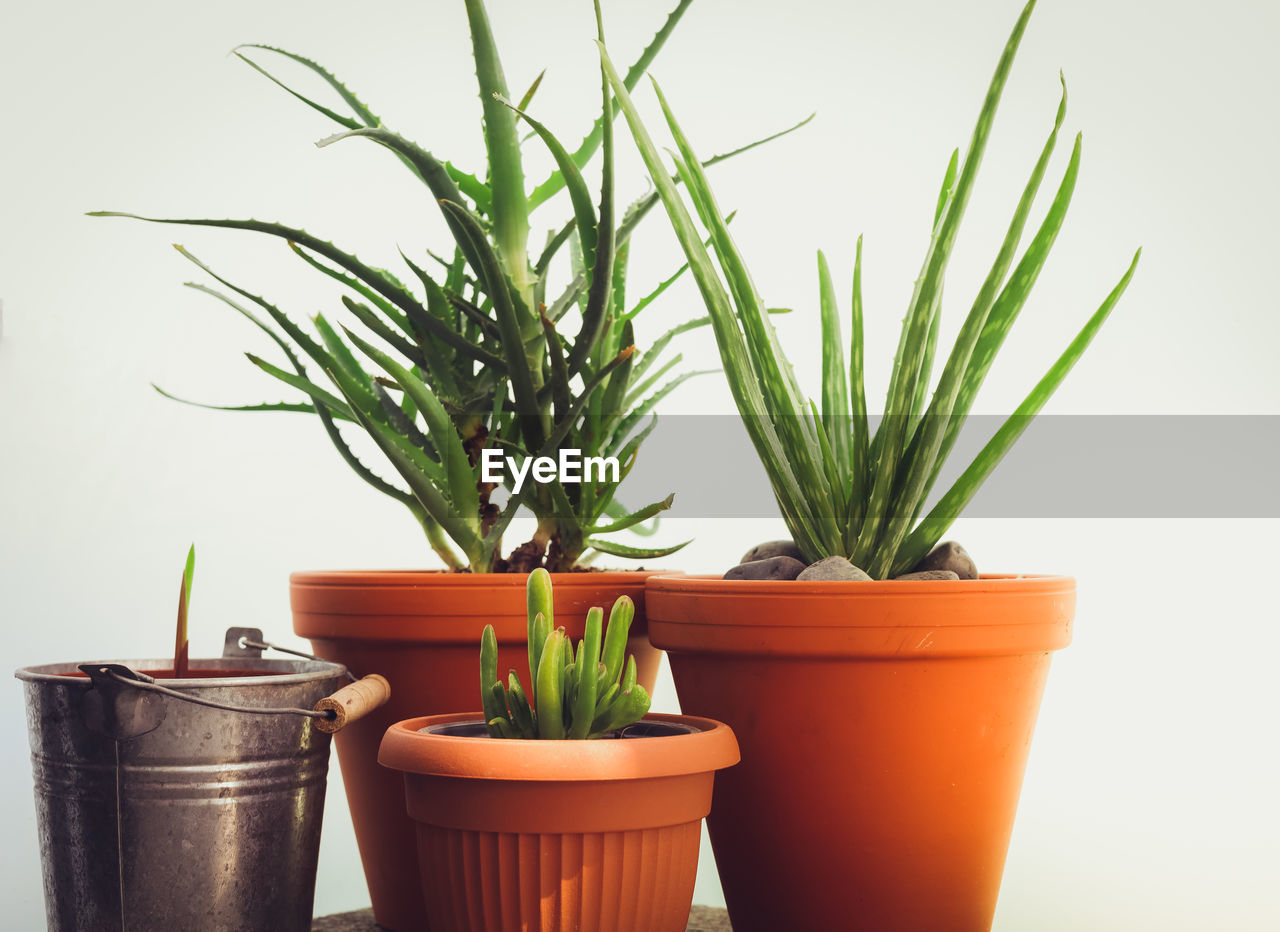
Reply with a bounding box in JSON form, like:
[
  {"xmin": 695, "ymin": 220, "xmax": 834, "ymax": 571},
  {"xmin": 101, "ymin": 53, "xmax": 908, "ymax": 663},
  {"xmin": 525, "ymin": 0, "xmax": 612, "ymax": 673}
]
[
  {"xmin": 90, "ymin": 0, "xmax": 806, "ymax": 573},
  {"xmin": 601, "ymin": 0, "xmax": 1141, "ymax": 578},
  {"xmin": 480, "ymin": 568, "xmax": 650, "ymax": 739}
]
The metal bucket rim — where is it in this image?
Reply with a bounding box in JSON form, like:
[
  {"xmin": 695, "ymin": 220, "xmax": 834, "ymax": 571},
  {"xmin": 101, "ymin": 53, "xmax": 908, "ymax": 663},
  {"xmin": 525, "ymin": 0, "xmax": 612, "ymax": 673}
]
[{"xmin": 15, "ymin": 656, "xmax": 347, "ymax": 688}]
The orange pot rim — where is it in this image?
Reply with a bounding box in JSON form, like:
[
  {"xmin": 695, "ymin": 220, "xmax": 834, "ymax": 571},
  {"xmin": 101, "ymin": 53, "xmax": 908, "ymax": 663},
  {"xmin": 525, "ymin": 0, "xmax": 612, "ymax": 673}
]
[
  {"xmin": 379, "ymin": 711, "xmax": 739, "ymax": 782},
  {"xmin": 291, "ymin": 569, "xmax": 675, "ymax": 588},
  {"xmin": 646, "ymin": 571, "xmax": 1071, "ymax": 594},
  {"xmin": 291, "ymin": 569, "xmax": 677, "ymax": 630},
  {"xmin": 644, "ymin": 573, "xmax": 1075, "ymax": 657}
]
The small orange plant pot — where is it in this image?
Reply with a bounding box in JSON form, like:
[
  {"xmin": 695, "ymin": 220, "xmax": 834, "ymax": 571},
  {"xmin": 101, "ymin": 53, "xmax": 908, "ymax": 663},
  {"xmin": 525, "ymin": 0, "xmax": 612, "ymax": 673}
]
[
  {"xmin": 378, "ymin": 712, "xmax": 739, "ymax": 932},
  {"xmin": 292, "ymin": 570, "xmax": 669, "ymax": 931},
  {"xmin": 645, "ymin": 573, "xmax": 1075, "ymax": 932}
]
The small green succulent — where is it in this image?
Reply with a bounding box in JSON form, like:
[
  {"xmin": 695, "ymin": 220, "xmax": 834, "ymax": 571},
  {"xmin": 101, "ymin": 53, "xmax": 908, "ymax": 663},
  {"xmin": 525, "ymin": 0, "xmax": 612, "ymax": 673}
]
[{"xmin": 480, "ymin": 568, "xmax": 650, "ymax": 739}]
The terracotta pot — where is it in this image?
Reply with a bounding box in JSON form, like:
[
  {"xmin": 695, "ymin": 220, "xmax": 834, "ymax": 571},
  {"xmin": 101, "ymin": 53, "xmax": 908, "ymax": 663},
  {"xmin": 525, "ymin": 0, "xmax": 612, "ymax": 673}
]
[
  {"xmin": 645, "ymin": 573, "xmax": 1075, "ymax": 932},
  {"xmin": 291, "ymin": 570, "xmax": 667, "ymax": 932},
  {"xmin": 378, "ymin": 712, "xmax": 739, "ymax": 932}
]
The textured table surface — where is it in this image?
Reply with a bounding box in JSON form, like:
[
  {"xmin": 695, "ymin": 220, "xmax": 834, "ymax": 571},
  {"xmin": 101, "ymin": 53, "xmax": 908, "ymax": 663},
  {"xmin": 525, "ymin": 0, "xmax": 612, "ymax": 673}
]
[{"xmin": 312, "ymin": 905, "xmax": 732, "ymax": 930}]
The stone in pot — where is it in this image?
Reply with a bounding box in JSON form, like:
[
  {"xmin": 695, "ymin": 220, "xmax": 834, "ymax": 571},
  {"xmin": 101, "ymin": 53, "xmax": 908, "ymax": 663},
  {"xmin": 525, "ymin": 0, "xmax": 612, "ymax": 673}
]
[
  {"xmin": 723, "ymin": 556, "xmax": 806, "ymax": 581},
  {"xmin": 739, "ymin": 540, "xmax": 805, "ymax": 565},
  {"xmin": 910, "ymin": 541, "xmax": 978, "ymax": 580},
  {"xmin": 796, "ymin": 556, "xmax": 872, "ymax": 582}
]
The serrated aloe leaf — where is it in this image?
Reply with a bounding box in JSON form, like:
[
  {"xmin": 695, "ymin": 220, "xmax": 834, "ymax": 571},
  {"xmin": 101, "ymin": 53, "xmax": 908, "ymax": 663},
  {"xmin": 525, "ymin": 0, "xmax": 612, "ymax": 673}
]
[
  {"xmin": 532, "ymin": 346, "xmax": 634, "ymax": 460},
  {"xmin": 150, "ymin": 386, "xmax": 325, "ymax": 418},
  {"xmin": 339, "ymin": 295, "xmax": 424, "ymax": 369},
  {"xmin": 653, "ymin": 79, "xmax": 841, "ymax": 550},
  {"xmin": 598, "ymin": 43, "xmax": 823, "ymax": 558},
  {"xmin": 854, "ymin": 0, "xmax": 1038, "ymax": 570},
  {"xmin": 909, "ymin": 292, "xmax": 942, "ymax": 424},
  {"xmin": 528, "ymin": 0, "xmax": 695, "ymax": 210},
  {"xmin": 623, "ymin": 353, "xmax": 681, "ymax": 408},
  {"xmin": 239, "ymin": 355, "xmax": 421, "ymax": 511},
  {"xmin": 444, "ymin": 162, "xmax": 492, "ymax": 214},
  {"xmin": 534, "ymin": 219, "xmax": 577, "ymax": 283},
  {"xmin": 176, "ymin": 248, "xmax": 335, "ymax": 373},
  {"xmin": 895, "ymin": 129, "xmax": 1082, "ymax": 554},
  {"xmin": 499, "ymin": 95, "xmax": 598, "ymax": 269},
  {"xmin": 437, "ymin": 199, "xmax": 545, "ymax": 448},
  {"xmin": 565, "ymin": 34, "xmax": 617, "ymax": 380},
  {"xmin": 343, "ymin": 327, "xmax": 481, "ymax": 531},
  {"xmin": 600, "ymin": 499, "xmax": 662, "ymax": 538},
  {"xmin": 846, "ymin": 235, "xmax": 869, "ymax": 542},
  {"xmin": 314, "ymin": 126, "xmax": 492, "ymax": 278},
  {"xmin": 312, "ymin": 312, "xmax": 390, "ymax": 421},
  {"xmin": 236, "ymin": 44, "xmax": 380, "ymax": 125},
  {"xmin": 600, "ymin": 322, "xmax": 634, "ymax": 417},
  {"xmin": 917, "ymin": 91, "xmax": 1076, "ymax": 505},
  {"xmin": 622, "ymin": 214, "xmax": 735, "ymax": 325},
  {"xmin": 817, "ymin": 250, "xmax": 850, "ymax": 474},
  {"xmin": 586, "ymin": 494, "xmax": 673, "ymax": 535},
  {"xmin": 631, "ymin": 307, "xmax": 789, "ymax": 384},
  {"xmin": 517, "ymin": 69, "xmax": 546, "ymax": 111},
  {"xmin": 171, "ymin": 247, "xmax": 424, "ymax": 522},
  {"xmin": 463, "ymin": 0, "xmax": 530, "ymax": 300},
  {"xmin": 330, "ymin": 373, "xmax": 486, "ymax": 566},
  {"xmin": 540, "ymin": 311, "xmax": 572, "ymax": 421},
  {"xmin": 542, "ymin": 140, "xmax": 775, "ymax": 327},
  {"xmin": 90, "ymin": 213, "xmax": 506, "ymax": 371},
  {"xmin": 243, "ymin": 353, "xmax": 350, "ymax": 416},
  {"xmin": 232, "ymin": 50, "xmax": 360, "ymax": 130},
  {"xmin": 584, "ymin": 537, "xmax": 690, "ymax": 560},
  {"xmin": 610, "ymin": 369, "xmax": 714, "ymax": 452},
  {"xmin": 809, "ymin": 399, "xmax": 849, "ymax": 524},
  {"xmin": 895, "ymin": 248, "xmax": 1140, "ymax": 574},
  {"xmin": 287, "ymin": 242, "xmax": 414, "ymax": 339}
]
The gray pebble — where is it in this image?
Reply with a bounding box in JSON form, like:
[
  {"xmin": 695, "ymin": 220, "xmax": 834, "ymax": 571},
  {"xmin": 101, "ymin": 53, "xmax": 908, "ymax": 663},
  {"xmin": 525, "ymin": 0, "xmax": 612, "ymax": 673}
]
[
  {"xmin": 911, "ymin": 541, "xmax": 978, "ymax": 580},
  {"xmin": 739, "ymin": 539, "xmax": 805, "ymax": 564},
  {"xmin": 796, "ymin": 555, "xmax": 872, "ymax": 581},
  {"xmin": 894, "ymin": 570, "xmax": 961, "ymax": 581},
  {"xmin": 723, "ymin": 555, "xmax": 806, "ymax": 581}
]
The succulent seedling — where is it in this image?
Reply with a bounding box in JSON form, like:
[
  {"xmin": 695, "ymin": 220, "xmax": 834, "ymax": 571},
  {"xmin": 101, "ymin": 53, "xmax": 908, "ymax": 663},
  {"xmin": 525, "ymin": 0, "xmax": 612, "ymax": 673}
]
[{"xmin": 480, "ymin": 568, "xmax": 650, "ymax": 739}]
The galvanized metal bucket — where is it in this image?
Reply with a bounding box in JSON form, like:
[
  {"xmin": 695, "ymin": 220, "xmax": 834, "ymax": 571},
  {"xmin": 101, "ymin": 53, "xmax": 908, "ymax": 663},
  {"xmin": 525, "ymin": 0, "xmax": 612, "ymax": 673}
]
[{"xmin": 15, "ymin": 628, "xmax": 373, "ymax": 932}]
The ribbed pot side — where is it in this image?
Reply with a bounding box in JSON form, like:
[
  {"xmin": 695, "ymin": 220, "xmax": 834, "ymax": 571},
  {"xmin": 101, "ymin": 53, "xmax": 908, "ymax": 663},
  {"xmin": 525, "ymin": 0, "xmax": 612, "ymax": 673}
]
[
  {"xmin": 379, "ymin": 712, "xmax": 740, "ymax": 932},
  {"xmin": 290, "ymin": 571, "xmax": 667, "ymax": 932},
  {"xmin": 644, "ymin": 573, "xmax": 1075, "ymax": 932}
]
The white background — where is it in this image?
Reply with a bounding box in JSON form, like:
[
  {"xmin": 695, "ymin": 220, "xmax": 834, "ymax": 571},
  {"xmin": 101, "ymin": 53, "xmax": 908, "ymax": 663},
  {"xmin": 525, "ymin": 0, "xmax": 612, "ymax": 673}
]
[{"xmin": 2, "ymin": 0, "xmax": 1278, "ymax": 928}]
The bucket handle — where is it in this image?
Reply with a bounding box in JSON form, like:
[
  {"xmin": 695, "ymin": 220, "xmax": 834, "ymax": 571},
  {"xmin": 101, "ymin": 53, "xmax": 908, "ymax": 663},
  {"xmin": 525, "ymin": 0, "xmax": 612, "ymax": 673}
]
[{"xmin": 77, "ymin": 663, "xmax": 391, "ymax": 739}]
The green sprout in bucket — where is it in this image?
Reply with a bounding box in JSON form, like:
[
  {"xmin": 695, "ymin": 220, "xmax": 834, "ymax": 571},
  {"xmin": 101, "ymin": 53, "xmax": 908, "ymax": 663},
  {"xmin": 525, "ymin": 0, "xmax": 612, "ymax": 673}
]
[{"xmin": 173, "ymin": 544, "xmax": 195, "ymax": 678}]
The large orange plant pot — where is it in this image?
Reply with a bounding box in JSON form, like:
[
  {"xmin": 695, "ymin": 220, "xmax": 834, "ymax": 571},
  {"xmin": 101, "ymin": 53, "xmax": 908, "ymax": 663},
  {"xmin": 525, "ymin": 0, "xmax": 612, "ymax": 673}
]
[
  {"xmin": 645, "ymin": 573, "xmax": 1075, "ymax": 932},
  {"xmin": 291, "ymin": 571, "xmax": 667, "ymax": 932},
  {"xmin": 378, "ymin": 712, "xmax": 739, "ymax": 932}
]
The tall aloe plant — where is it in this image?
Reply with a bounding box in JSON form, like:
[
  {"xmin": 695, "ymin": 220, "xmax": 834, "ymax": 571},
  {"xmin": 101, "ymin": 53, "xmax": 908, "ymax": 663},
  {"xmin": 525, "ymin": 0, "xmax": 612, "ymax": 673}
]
[
  {"xmin": 91, "ymin": 0, "xmax": 806, "ymax": 572},
  {"xmin": 601, "ymin": 0, "xmax": 1140, "ymax": 578}
]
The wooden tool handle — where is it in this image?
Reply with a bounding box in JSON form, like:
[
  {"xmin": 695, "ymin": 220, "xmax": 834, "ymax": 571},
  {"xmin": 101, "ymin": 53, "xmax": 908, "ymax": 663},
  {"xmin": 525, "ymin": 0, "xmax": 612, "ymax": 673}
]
[{"xmin": 313, "ymin": 674, "xmax": 391, "ymax": 734}]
